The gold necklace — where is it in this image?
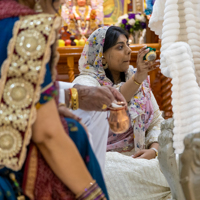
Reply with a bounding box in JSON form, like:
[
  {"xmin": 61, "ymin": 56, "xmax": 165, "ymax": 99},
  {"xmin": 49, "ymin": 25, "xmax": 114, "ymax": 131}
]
[{"xmin": 76, "ymin": 5, "xmax": 89, "ymax": 21}]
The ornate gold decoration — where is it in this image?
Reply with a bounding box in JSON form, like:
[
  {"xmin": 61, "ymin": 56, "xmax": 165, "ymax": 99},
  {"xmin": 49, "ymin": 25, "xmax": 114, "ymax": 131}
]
[
  {"xmin": 37, "ymin": 24, "xmax": 52, "ymax": 36},
  {"xmin": 20, "ymin": 15, "xmax": 53, "ymax": 30},
  {"xmin": 15, "ymin": 29, "xmax": 46, "ymax": 60},
  {"xmin": 0, "ymin": 126, "xmax": 22, "ymax": 160},
  {"xmin": 0, "ymin": 104, "xmax": 30, "ymax": 131},
  {"xmin": 23, "ymin": 145, "xmax": 38, "ymax": 200},
  {"xmin": 3, "ymin": 78, "xmax": 34, "ymax": 109},
  {"xmin": 76, "ymin": 5, "xmax": 89, "ymax": 21},
  {"xmin": 0, "ymin": 13, "xmax": 62, "ymax": 171},
  {"xmin": 8, "ymin": 55, "xmax": 25, "ymax": 77},
  {"xmin": 34, "ymin": 0, "xmax": 43, "ymax": 13}
]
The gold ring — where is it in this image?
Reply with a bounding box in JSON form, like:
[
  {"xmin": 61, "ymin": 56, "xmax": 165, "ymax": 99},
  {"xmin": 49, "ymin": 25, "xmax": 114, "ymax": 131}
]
[{"xmin": 102, "ymin": 104, "xmax": 107, "ymax": 110}]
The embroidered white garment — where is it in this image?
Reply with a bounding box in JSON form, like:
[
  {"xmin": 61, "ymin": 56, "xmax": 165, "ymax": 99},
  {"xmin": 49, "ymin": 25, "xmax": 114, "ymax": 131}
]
[
  {"xmin": 105, "ymin": 152, "xmax": 171, "ymax": 200},
  {"xmin": 149, "ymin": 0, "xmax": 200, "ymax": 154},
  {"xmin": 73, "ymin": 74, "xmax": 171, "ymax": 199}
]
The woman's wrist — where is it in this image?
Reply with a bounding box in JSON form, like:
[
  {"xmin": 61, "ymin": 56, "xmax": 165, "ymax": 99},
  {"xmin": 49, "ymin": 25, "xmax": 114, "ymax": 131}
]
[
  {"xmin": 150, "ymin": 148, "xmax": 158, "ymax": 157},
  {"xmin": 76, "ymin": 180, "xmax": 106, "ymax": 200},
  {"xmin": 134, "ymin": 71, "xmax": 147, "ymax": 84},
  {"xmin": 132, "ymin": 74, "xmax": 142, "ymax": 86},
  {"xmin": 149, "ymin": 142, "xmax": 159, "ymax": 150}
]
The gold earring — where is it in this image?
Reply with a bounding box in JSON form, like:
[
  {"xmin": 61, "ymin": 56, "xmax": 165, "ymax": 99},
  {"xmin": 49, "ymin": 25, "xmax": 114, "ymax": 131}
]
[
  {"xmin": 102, "ymin": 56, "xmax": 108, "ymax": 69},
  {"xmin": 34, "ymin": 0, "xmax": 43, "ymax": 13},
  {"xmin": 103, "ymin": 63, "xmax": 108, "ymax": 69}
]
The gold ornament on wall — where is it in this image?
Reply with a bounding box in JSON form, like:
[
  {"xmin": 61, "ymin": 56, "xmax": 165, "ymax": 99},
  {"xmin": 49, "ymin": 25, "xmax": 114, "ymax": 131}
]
[{"xmin": 132, "ymin": 0, "xmax": 144, "ymax": 13}]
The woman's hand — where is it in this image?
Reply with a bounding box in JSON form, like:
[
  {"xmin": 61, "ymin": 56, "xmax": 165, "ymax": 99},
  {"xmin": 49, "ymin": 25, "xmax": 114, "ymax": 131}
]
[
  {"xmin": 58, "ymin": 106, "xmax": 81, "ymax": 121},
  {"xmin": 132, "ymin": 149, "xmax": 157, "ymax": 160},
  {"xmin": 134, "ymin": 46, "xmax": 160, "ymax": 84}
]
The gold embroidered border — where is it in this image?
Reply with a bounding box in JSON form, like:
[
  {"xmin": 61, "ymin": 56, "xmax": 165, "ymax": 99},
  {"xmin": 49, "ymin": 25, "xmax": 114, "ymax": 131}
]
[
  {"xmin": 0, "ymin": 14, "xmax": 62, "ymax": 171},
  {"xmin": 18, "ymin": 14, "xmax": 62, "ymax": 170},
  {"xmin": 24, "ymin": 145, "xmax": 38, "ymax": 200}
]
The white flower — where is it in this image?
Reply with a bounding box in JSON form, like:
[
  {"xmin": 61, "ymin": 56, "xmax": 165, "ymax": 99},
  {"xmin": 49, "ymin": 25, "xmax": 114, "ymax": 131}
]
[
  {"xmin": 116, "ymin": 14, "xmax": 128, "ymax": 26},
  {"xmin": 128, "ymin": 19, "xmax": 135, "ymax": 26},
  {"xmin": 140, "ymin": 15, "xmax": 146, "ymax": 22},
  {"xmin": 135, "ymin": 14, "xmax": 146, "ymax": 22}
]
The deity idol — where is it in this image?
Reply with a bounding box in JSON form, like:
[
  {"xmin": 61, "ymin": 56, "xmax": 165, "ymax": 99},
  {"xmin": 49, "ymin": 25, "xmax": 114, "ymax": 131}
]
[{"xmin": 71, "ymin": 0, "xmax": 94, "ymax": 37}]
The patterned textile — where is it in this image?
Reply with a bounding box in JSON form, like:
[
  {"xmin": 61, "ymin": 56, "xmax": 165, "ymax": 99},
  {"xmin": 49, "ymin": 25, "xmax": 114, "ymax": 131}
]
[
  {"xmin": 105, "ymin": 152, "xmax": 171, "ymax": 200},
  {"xmin": 78, "ymin": 27, "xmax": 154, "ymax": 152},
  {"xmin": 0, "ymin": 0, "xmax": 35, "ymax": 20},
  {"xmin": 107, "ymin": 67, "xmax": 154, "ymax": 152},
  {"xmin": 33, "ymin": 118, "xmax": 109, "ymax": 200},
  {"xmin": 0, "ymin": 170, "xmax": 17, "ymax": 200},
  {"xmin": 0, "ymin": 14, "xmax": 61, "ymax": 199},
  {"xmin": 0, "ymin": 8, "xmax": 109, "ymax": 200},
  {"xmin": 79, "ymin": 26, "xmax": 111, "ymax": 86},
  {"xmin": 0, "ymin": 13, "xmax": 59, "ymax": 170}
]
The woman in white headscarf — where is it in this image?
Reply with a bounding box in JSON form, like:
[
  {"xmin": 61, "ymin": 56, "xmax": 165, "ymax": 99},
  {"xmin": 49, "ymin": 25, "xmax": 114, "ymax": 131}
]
[{"xmin": 72, "ymin": 26, "xmax": 171, "ymax": 200}]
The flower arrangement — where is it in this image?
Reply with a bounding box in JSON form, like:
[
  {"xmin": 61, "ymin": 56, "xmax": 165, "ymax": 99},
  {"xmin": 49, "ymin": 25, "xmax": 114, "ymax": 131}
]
[{"xmin": 116, "ymin": 13, "xmax": 146, "ymax": 34}]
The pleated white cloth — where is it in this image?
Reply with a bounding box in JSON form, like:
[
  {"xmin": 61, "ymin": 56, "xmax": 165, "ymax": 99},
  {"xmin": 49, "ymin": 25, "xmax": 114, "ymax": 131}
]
[
  {"xmin": 149, "ymin": 0, "xmax": 200, "ymax": 154},
  {"xmin": 104, "ymin": 152, "xmax": 171, "ymax": 200}
]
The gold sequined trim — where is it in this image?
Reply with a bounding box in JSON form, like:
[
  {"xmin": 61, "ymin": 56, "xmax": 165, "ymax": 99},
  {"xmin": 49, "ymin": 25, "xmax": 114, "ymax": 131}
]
[
  {"xmin": 15, "ymin": 29, "xmax": 46, "ymax": 60},
  {"xmin": 0, "ymin": 126, "xmax": 22, "ymax": 163},
  {"xmin": 3, "ymin": 78, "xmax": 34, "ymax": 109},
  {"xmin": 0, "ymin": 14, "xmax": 62, "ymax": 171},
  {"xmin": 23, "ymin": 145, "xmax": 38, "ymax": 200}
]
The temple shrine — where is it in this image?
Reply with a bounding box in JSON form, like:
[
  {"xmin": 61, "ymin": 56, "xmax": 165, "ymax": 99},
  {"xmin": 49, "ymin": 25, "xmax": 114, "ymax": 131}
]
[{"xmin": 57, "ymin": 0, "xmax": 171, "ymax": 119}]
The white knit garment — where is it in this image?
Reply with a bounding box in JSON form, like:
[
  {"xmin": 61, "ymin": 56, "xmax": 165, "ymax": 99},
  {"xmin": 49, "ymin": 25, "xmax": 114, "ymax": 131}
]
[{"xmin": 149, "ymin": 0, "xmax": 200, "ymax": 153}]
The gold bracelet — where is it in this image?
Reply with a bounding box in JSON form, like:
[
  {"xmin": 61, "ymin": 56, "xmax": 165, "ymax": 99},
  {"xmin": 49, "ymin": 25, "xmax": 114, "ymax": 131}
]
[
  {"xmin": 70, "ymin": 88, "xmax": 79, "ymax": 110},
  {"xmin": 132, "ymin": 74, "xmax": 142, "ymax": 86}
]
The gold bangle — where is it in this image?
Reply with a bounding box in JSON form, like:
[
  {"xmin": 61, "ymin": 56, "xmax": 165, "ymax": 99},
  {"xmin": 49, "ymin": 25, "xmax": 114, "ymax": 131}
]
[
  {"xmin": 132, "ymin": 74, "xmax": 142, "ymax": 86},
  {"xmin": 70, "ymin": 88, "xmax": 79, "ymax": 110}
]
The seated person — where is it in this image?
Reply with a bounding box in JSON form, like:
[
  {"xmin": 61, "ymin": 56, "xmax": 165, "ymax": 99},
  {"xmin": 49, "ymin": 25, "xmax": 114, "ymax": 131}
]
[
  {"xmin": 60, "ymin": 26, "xmax": 171, "ymax": 199},
  {"xmin": 58, "ymin": 82, "xmax": 125, "ymax": 171},
  {"xmin": 0, "ymin": 1, "xmax": 128, "ymax": 199}
]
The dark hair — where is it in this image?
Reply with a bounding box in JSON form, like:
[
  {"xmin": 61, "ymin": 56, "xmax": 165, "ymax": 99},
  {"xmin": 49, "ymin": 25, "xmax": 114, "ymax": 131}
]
[
  {"xmin": 103, "ymin": 26, "xmax": 129, "ymax": 84},
  {"xmin": 52, "ymin": 0, "xmax": 59, "ymax": 13}
]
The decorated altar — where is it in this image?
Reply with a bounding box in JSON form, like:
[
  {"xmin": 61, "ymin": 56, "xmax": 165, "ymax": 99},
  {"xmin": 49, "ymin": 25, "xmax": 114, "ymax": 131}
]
[
  {"xmin": 56, "ymin": 43, "xmax": 173, "ymax": 120},
  {"xmin": 56, "ymin": 1, "xmax": 170, "ymax": 118},
  {"xmin": 59, "ymin": 0, "xmax": 157, "ymax": 46}
]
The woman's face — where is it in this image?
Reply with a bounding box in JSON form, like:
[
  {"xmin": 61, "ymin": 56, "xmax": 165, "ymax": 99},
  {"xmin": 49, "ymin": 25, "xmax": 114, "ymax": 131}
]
[{"xmin": 103, "ymin": 34, "xmax": 131, "ymax": 73}]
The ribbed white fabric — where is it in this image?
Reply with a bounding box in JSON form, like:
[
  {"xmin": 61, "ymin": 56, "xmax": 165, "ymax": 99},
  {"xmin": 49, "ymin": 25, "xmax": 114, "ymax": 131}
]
[
  {"xmin": 149, "ymin": 0, "xmax": 200, "ymax": 154},
  {"xmin": 105, "ymin": 152, "xmax": 171, "ymax": 200}
]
